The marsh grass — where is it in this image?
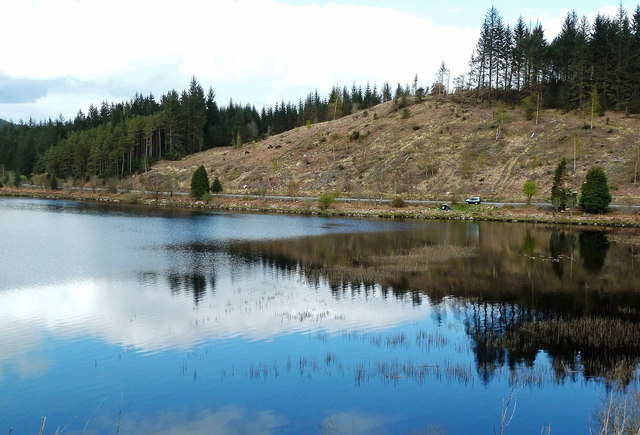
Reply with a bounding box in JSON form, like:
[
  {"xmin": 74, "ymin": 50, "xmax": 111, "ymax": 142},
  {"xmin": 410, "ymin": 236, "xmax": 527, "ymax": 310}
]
[{"xmin": 593, "ymin": 390, "xmax": 640, "ymax": 434}]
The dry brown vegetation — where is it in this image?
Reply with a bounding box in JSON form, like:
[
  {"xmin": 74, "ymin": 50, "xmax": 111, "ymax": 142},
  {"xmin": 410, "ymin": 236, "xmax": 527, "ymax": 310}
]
[{"xmin": 138, "ymin": 96, "xmax": 640, "ymax": 203}]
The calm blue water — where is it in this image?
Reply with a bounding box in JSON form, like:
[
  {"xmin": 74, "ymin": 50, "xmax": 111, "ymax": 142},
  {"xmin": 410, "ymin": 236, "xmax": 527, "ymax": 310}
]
[{"xmin": 1, "ymin": 197, "xmax": 638, "ymax": 434}]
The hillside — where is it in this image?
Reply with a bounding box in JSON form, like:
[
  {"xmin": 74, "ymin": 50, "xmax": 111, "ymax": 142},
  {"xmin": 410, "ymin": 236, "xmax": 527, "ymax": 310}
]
[
  {"xmin": 0, "ymin": 118, "xmax": 8, "ymax": 128},
  {"xmin": 140, "ymin": 97, "xmax": 640, "ymax": 204}
]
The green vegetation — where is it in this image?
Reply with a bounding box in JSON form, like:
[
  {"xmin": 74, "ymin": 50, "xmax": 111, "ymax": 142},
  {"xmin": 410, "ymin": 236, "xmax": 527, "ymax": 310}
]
[
  {"xmin": 190, "ymin": 165, "xmax": 210, "ymax": 199},
  {"xmin": 472, "ymin": 6, "xmax": 640, "ymax": 113},
  {"xmin": 0, "ymin": 77, "xmax": 388, "ymax": 181},
  {"xmin": 580, "ymin": 166, "xmax": 612, "ymax": 213},
  {"xmin": 522, "ymin": 181, "xmax": 537, "ymax": 204},
  {"xmin": 317, "ymin": 193, "xmax": 335, "ymax": 210},
  {"xmin": 211, "ymin": 176, "xmax": 223, "ymax": 193},
  {"xmin": 49, "ymin": 174, "xmax": 58, "ymax": 191},
  {"xmin": 4, "ymin": 5, "xmax": 640, "ymax": 212},
  {"xmin": 551, "ymin": 159, "xmax": 570, "ymax": 211},
  {"xmin": 521, "ymin": 97, "xmax": 536, "ymax": 120}
]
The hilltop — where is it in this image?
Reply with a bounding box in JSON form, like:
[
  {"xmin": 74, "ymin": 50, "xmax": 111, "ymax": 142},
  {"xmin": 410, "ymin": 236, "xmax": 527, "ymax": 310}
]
[
  {"xmin": 140, "ymin": 96, "xmax": 640, "ymax": 204},
  {"xmin": 0, "ymin": 118, "xmax": 9, "ymax": 128}
]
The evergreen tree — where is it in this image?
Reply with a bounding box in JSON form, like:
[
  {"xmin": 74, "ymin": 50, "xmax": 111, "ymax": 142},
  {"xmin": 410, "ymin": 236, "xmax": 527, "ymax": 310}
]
[
  {"xmin": 211, "ymin": 176, "xmax": 223, "ymax": 193},
  {"xmin": 580, "ymin": 166, "xmax": 612, "ymax": 213},
  {"xmin": 551, "ymin": 158, "xmax": 569, "ymax": 211},
  {"xmin": 381, "ymin": 82, "xmax": 392, "ymax": 102},
  {"xmin": 190, "ymin": 165, "xmax": 210, "ymax": 199}
]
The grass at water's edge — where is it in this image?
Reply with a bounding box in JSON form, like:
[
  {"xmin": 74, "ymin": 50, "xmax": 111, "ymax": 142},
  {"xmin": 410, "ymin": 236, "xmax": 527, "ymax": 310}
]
[{"xmin": 1, "ymin": 187, "xmax": 639, "ymax": 228}]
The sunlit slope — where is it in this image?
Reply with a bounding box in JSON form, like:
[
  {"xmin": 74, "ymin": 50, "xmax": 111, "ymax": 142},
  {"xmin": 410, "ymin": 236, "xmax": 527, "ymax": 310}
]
[{"xmin": 142, "ymin": 97, "xmax": 640, "ymax": 203}]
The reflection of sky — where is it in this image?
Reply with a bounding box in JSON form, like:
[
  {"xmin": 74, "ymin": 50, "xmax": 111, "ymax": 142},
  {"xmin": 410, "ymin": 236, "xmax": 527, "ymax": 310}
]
[
  {"xmin": 0, "ymin": 260, "xmax": 432, "ymax": 360},
  {"xmin": 0, "ymin": 197, "xmax": 420, "ymax": 291},
  {"xmin": 0, "ymin": 197, "xmax": 620, "ymax": 434}
]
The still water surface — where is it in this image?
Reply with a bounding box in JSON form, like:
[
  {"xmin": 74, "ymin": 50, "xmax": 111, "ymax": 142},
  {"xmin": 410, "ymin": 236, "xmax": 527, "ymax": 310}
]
[{"xmin": 1, "ymin": 197, "xmax": 639, "ymax": 434}]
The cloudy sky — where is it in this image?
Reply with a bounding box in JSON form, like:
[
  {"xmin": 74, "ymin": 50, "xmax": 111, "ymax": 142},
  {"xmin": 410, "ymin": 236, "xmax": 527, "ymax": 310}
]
[{"xmin": 0, "ymin": 0, "xmax": 634, "ymax": 122}]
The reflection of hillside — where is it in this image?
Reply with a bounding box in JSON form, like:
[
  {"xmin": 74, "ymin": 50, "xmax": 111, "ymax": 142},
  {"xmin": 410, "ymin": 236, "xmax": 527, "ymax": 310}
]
[
  {"xmin": 221, "ymin": 223, "xmax": 640, "ymax": 314},
  {"xmin": 216, "ymin": 223, "xmax": 640, "ymax": 387}
]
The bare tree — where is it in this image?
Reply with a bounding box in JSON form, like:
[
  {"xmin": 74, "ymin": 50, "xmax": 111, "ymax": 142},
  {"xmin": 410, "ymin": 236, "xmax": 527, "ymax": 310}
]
[{"xmin": 142, "ymin": 173, "xmax": 168, "ymax": 203}]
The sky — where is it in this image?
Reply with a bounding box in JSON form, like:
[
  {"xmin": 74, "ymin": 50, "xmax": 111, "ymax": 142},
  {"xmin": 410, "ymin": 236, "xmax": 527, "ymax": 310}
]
[{"xmin": 0, "ymin": 0, "xmax": 636, "ymax": 123}]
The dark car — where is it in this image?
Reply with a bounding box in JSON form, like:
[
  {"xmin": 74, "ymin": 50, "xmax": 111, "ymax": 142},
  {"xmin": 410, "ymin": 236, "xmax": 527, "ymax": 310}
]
[{"xmin": 465, "ymin": 196, "xmax": 481, "ymax": 204}]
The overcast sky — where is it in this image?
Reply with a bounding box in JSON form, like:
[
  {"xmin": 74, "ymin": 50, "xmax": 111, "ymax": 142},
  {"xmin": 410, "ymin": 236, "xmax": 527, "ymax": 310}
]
[{"xmin": 0, "ymin": 0, "xmax": 635, "ymax": 123}]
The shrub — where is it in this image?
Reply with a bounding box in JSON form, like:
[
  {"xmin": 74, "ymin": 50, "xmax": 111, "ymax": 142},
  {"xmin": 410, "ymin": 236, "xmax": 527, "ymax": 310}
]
[
  {"xmin": 286, "ymin": 179, "xmax": 299, "ymax": 197},
  {"xmin": 190, "ymin": 165, "xmax": 210, "ymax": 199},
  {"xmin": 580, "ymin": 166, "xmax": 612, "ymax": 213},
  {"xmin": 306, "ymin": 120, "xmax": 312, "ymax": 129},
  {"xmin": 401, "ymin": 108, "xmax": 411, "ymax": 119},
  {"xmin": 106, "ymin": 177, "xmax": 118, "ymax": 193},
  {"xmin": 0, "ymin": 180, "xmax": 3, "ymax": 188},
  {"xmin": 50, "ymin": 175, "xmax": 58, "ymax": 191},
  {"xmin": 122, "ymin": 192, "xmax": 140, "ymax": 204},
  {"xmin": 348, "ymin": 130, "xmax": 360, "ymax": 141},
  {"xmin": 211, "ymin": 176, "xmax": 223, "ymax": 193},
  {"xmin": 412, "ymin": 125, "xmax": 420, "ymax": 130},
  {"xmin": 391, "ymin": 196, "xmax": 406, "ymax": 208},
  {"xmin": 317, "ymin": 193, "xmax": 335, "ymax": 210},
  {"xmin": 522, "ymin": 181, "xmax": 538, "ymax": 204},
  {"xmin": 521, "ymin": 96, "xmax": 535, "ymax": 120},
  {"xmin": 201, "ymin": 192, "xmax": 213, "ymax": 203}
]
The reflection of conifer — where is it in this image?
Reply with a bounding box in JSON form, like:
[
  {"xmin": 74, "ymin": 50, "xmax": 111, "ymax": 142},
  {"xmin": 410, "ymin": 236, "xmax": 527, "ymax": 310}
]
[{"xmin": 579, "ymin": 231, "xmax": 609, "ymax": 273}]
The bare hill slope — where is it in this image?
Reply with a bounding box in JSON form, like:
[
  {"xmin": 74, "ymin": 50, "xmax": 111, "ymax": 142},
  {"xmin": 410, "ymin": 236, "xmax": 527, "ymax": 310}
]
[{"xmin": 141, "ymin": 97, "xmax": 640, "ymax": 203}]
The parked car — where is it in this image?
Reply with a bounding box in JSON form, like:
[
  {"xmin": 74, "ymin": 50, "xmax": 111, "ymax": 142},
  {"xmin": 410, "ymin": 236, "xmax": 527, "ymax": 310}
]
[{"xmin": 465, "ymin": 196, "xmax": 481, "ymax": 204}]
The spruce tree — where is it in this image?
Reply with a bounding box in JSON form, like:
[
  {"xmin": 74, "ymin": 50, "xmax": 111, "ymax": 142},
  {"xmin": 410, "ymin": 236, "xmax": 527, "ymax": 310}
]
[
  {"xmin": 551, "ymin": 158, "xmax": 569, "ymax": 211},
  {"xmin": 580, "ymin": 166, "xmax": 612, "ymax": 213},
  {"xmin": 190, "ymin": 165, "xmax": 210, "ymax": 199},
  {"xmin": 211, "ymin": 176, "xmax": 223, "ymax": 193}
]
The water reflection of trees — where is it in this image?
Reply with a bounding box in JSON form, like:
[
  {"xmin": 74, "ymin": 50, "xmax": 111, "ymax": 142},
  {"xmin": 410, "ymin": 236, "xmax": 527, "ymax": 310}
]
[
  {"xmin": 214, "ymin": 223, "xmax": 640, "ymax": 388},
  {"xmin": 167, "ymin": 271, "xmax": 215, "ymax": 305},
  {"xmin": 466, "ymin": 301, "xmax": 640, "ymax": 389},
  {"xmin": 579, "ymin": 231, "xmax": 610, "ymax": 273}
]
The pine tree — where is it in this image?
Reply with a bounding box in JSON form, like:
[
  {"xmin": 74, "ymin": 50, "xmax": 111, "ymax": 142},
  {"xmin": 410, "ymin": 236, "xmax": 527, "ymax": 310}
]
[
  {"xmin": 551, "ymin": 158, "xmax": 569, "ymax": 211},
  {"xmin": 190, "ymin": 165, "xmax": 210, "ymax": 199},
  {"xmin": 580, "ymin": 166, "xmax": 612, "ymax": 213},
  {"xmin": 211, "ymin": 176, "xmax": 223, "ymax": 193},
  {"xmin": 382, "ymin": 82, "xmax": 392, "ymax": 102}
]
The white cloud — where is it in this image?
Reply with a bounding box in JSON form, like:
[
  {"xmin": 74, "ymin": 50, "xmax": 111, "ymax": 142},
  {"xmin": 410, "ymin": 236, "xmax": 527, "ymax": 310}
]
[
  {"xmin": 0, "ymin": 0, "xmax": 477, "ymax": 120},
  {"xmin": 0, "ymin": 267, "xmax": 432, "ymax": 372}
]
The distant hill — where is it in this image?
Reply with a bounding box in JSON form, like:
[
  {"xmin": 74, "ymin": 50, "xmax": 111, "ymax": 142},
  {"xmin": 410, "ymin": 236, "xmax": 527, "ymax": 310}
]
[{"xmin": 140, "ymin": 97, "xmax": 640, "ymax": 204}]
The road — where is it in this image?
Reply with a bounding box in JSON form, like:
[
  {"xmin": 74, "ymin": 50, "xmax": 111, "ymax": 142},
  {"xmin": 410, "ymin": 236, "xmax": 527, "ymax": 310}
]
[{"xmin": 56, "ymin": 186, "xmax": 640, "ymax": 211}]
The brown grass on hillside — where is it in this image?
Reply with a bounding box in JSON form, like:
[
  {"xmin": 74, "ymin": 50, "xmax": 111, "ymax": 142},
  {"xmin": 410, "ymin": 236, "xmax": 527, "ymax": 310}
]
[{"xmin": 137, "ymin": 97, "xmax": 640, "ymax": 203}]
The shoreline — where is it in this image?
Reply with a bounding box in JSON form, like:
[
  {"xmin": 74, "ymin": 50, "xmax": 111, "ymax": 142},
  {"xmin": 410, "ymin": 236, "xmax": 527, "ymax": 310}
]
[{"xmin": 2, "ymin": 187, "xmax": 639, "ymax": 228}]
